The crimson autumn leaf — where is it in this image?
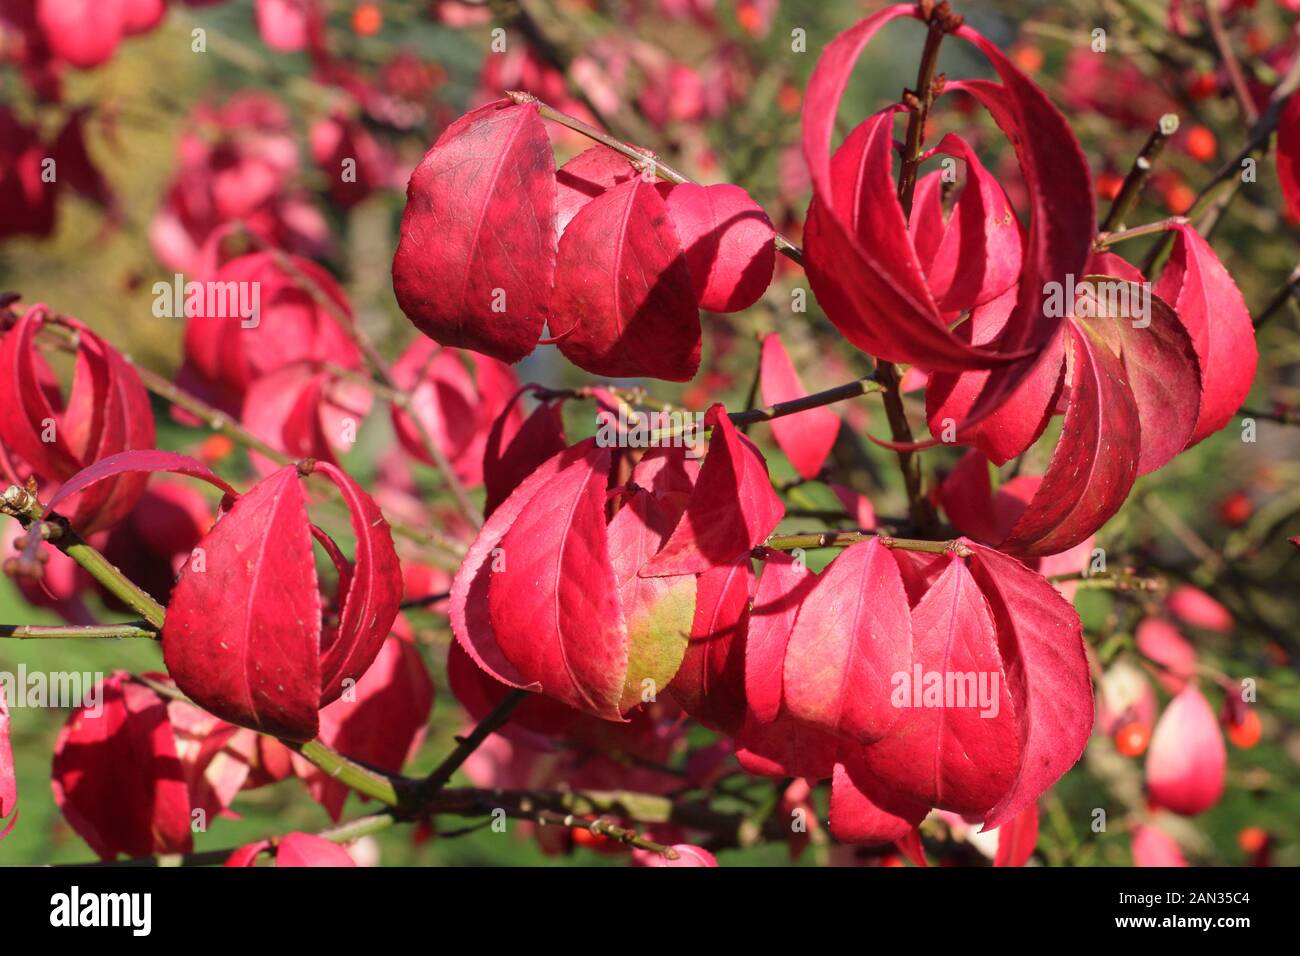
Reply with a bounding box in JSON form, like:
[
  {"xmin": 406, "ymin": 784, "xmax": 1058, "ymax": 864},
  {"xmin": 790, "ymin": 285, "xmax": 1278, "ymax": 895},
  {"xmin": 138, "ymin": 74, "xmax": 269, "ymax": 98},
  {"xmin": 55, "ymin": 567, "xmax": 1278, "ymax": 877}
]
[
  {"xmin": 743, "ymin": 549, "xmax": 815, "ymax": 724},
  {"xmin": 782, "ymin": 539, "xmax": 912, "ymax": 744},
  {"xmin": 227, "ymin": 832, "xmax": 356, "ymax": 867},
  {"xmin": 855, "ymin": 554, "xmax": 1019, "ymax": 816},
  {"xmin": 1146, "ymin": 684, "xmax": 1226, "ymax": 816},
  {"xmin": 668, "ymin": 554, "xmax": 753, "ymax": 735},
  {"xmin": 641, "ymin": 404, "xmax": 784, "ymax": 576},
  {"xmin": 657, "ymin": 182, "xmax": 776, "ymax": 313},
  {"xmin": 829, "ymin": 756, "xmax": 929, "ymax": 845},
  {"xmin": 482, "ymin": 391, "xmax": 568, "ymax": 517},
  {"xmin": 65, "ymin": 455, "xmax": 404, "ymax": 741},
  {"xmin": 993, "ymin": 804, "xmax": 1039, "ymax": 867},
  {"xmin": 51, "ymin": 672, "xmax": 193, "ymax": 861},
  {"xmin": 552, "ymin": 178, "xmax": 702, "ymax": 381},
  {"xmin": 0, "ymin": 684, "xmax": 15, "ymax": 841},
  {"xmin": 554, "ymin": 144, "xmax": 637, "ymax": 238},
  {"xmin": 390, "ymin": 338, "xmax": 523, "ymax": 487},
  {"xmin": 393, "ymin": 98, "xmax": 555, "ymax": 363},
  {"xmin": 606, "ymin": 490, "xmax": 698, "ymax": 711},
  {"xmin": 758, "ymin": 333, "xmax": 840, "ymax": 481},
  {"xmin": 801, "ymin": 5, "xmax": 1093, "ymax": 374},
  {"xmin": 487, "ymin": 442, "xmax": 628, "ymax": 719},
  {"xmin": 0, "ymin": 306, "xmax": 155, "ymax": 533},
  {"xmin": 181, "ymin": 251, "xmax": 362, "ymax": 414},
  {"xmin": 735, "ymin": 710, "xmax": 840, "ymax": 781},
  {"xmin": 934, "ymin": 274, "xmax": 1199, "ymax": 558},
  {"xmin": 1152, "ymin": 222, "xmax": 1258, "ymax": 447},
  {"xmin": 1278, "ymin": 90, "xmax": 1300, "ymax": 224},
  {"xmin": 241, "ymin": 362, "xmax": 373, "ymax": 474}
]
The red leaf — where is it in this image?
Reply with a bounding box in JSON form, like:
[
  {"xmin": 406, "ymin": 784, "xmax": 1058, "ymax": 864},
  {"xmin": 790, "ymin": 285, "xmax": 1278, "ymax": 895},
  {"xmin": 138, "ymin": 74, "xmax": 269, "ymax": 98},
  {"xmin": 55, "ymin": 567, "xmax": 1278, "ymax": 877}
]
[
  {"xmin": 641, "ymin": 405, "xmax": 784, "ymax": 576},
  {"xmin": 1131, "ymin": 824, "xmax": 1188, "ymax": 867},
  {"xmin": 450, "ymin": 443, "xmax": 593, "ymax": 689},
  {"xmin": 1135, "ymin": 617, "xmax": 1198, "ymax": 694},
  {"xmin": 1146, "ymin": 684, "xmax": 1226, "ymax": 816},
  {"xmin": 734, "ymin": 712, "xmax": 839, "ymax": 780},
  {"xmin": 1, "ymin": 308, "xmax": 156, "ymax": 533},
  {"xmin": 783, "ymin": 539, "xmax": 912, "ymax": 743},
  {"xmin": 163, "ymin": 466, "xmax": 323, "ymax": 740},
  {"xmin": 1277, "ymin": 91, "xmax": 1300, "ymax": 223},
  {"xmin": 313, "ymin": 462, "xmax": 403, "ymax": 707},
  {"xmin": 759, "ymin": 333, "xmax": 840, "ymax": 480},
  {"xmin": 744, "ymin": 550, "xmax": 815, "ymax": 724},
  {"xmin": 44, "ymin": 450, "xmax": 239, "ymax": 515},
  {"xmin": 920, "ymin": 134, "xmax": 1022, "ymax": 313},
  {"xmin": 554, "ymin": 145, "xmax": 636, "ymax": 237},
  {"xmin": 274, "ymin": 832, "xmax": 357, "ymax": 867},
  {"xmin": 659, "ymin": 182, "xmax": 775, "ymax": 313},
  {"xmin": 1152, "ymin": 223, "xmax": 1257, "ymax": 446},
  {"xmin": 606, "ymin": 490, "xmax": 696, "ymax": 711},
  {"xmin": 669, "ymin": 554, "xmax": 753, "ymax": 735},
  {"xmin": 393, "ymin": 99, "xmax": 555, "ymax": 363},
  {"xmin": 51, "ymin": 673, "xmax": 193, "ymax": 860},
  {"xmin": 967, "ymin": 543, "xmax": 1092, "ymax": 828},
  {"xmin": 487, "ymin": 442, "xmax": 629, "ymax": 719},
  {"xmin": 552, "ymin": 178, "xmax": 701, "ymax": 381},
  {"xmin": 1166, "ymin": 584, "xmax": 1232, "ymax": 633},
  {"xmin": 0, "ymin": 684, "xmax": 15, "ymax": 840},
  {"xmin": 483, "ymin": 394, "xmax": 567, "ymax": 517},
  {"xmin": 1000, "ymin": 322, "xmax": 1140, "ymax": 557},
  {"xmin": 1082, "ymin": 273, "xmax": 1201, "ymax": 475},
  {"xmin": 829, "ymin": 756, "xmax": 928, "ymax": 845},
  {"xmin": 225, "ymin": 840, "xmax": 273, "ymax": 867},
  {"xmin": 856, "ymin": 554, "xmax": 1018, "ymax": 817},
  {"xmin": 992, "ymin": 803, "xmax": 1039, "ymax": 867}
]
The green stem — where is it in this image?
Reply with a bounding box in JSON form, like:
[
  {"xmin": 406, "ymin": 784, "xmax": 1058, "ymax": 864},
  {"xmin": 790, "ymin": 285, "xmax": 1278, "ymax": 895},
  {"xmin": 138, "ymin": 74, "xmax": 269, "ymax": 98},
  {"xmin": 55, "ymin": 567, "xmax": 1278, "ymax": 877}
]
[
  {"xmin": 0, "ymin": 621, "xmax": 157, "ymax": 640},
  {"xmin": 761, "ymin": 529, "xmax": 971, "ymax": 557}
]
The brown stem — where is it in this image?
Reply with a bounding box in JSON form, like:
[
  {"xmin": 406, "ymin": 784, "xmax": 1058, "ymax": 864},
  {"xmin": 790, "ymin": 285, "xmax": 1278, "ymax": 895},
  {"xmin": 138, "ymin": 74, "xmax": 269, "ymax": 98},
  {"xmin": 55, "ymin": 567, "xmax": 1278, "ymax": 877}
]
[
  {"xmin": 1253, "ymin": 264, "xmax": 1300, "ymax": 330},
  {"xmin": 1099, "ymin": 114, "xmax": 1180, "ymax": 234},
  {"xmin": 419, "ymin": 690, "xmax": 528, "ymax": 796},
  {"xmin": 1206, "ymin": 0, "xmax": 1259, "ymax": 125}
]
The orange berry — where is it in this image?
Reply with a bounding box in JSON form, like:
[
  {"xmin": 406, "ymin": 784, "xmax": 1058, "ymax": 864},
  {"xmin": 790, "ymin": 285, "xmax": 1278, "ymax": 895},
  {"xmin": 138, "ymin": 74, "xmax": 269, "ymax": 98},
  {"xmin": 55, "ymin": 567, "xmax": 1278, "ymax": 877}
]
[
  {"xmin": 777, "ymin": 84, "xmax": 801, "ymax": 115},
  {"xmin": 1115, "ymin": 720, "xmax": 1151, "ymax": 757},
  {"xmin": 1217, "ymin": 491, "xmax": 1252, "ymax": 527},
  {"xmin": 1238, "ymin": 826, "xmax": 1268, "ymax": 854},
  {"xmin": 199, "ymin": 434, "xmax": 235, "ymax": 463},
  {"xmin": 1227, "ymin": 708, "xmax": 1261, "ymax": 748},
  {"xmin": 1187, "ymin": 72, "xmax": 1217, "ymax": 101},
  {"xmin": 1185, "ymin": 125, "xmax": 1217, "ymax": 163},
  {"xmin": 1163, "ymin": 182, "xmax": 1196, "ymax": 214},
  {"xmin": 352, "ymin": 3, "xmax": 382, "ymax": 37},
  {"xmin": 1096, "ymin": 171, "xmax": 1125, "ymax": 201},
  {"xmin": 1011, "ymin": 44, "xmax": 1044, "ymax": 74},
  {"xmin": 1245, "ymin": 28, "xmax": 1269, "ymax": 57}
]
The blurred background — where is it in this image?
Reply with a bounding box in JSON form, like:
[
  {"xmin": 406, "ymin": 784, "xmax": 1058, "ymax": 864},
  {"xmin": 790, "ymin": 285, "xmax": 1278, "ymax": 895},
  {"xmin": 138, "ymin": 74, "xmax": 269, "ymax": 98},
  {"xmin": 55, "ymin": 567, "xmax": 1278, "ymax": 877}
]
[{"xmin": 1, "ymin": 0, "xmax": 1298, "ymax": 866}]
